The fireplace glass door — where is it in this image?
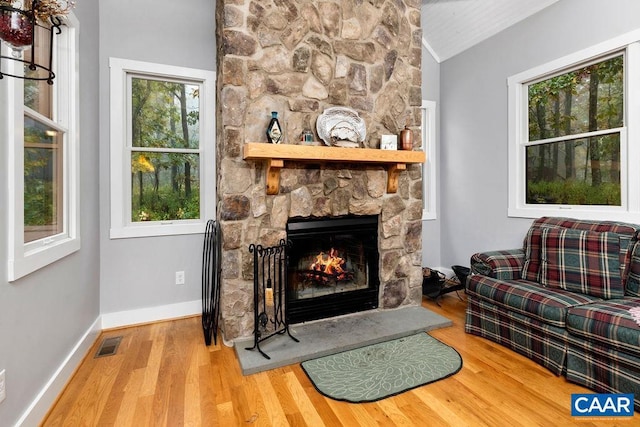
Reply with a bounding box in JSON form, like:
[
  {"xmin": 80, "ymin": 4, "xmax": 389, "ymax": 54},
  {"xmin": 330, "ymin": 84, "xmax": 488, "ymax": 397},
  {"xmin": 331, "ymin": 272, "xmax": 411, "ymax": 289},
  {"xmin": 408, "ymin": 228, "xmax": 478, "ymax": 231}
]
[{"xmin": 286, "ymin": 216, "xmax": 379, "ymax": 324}]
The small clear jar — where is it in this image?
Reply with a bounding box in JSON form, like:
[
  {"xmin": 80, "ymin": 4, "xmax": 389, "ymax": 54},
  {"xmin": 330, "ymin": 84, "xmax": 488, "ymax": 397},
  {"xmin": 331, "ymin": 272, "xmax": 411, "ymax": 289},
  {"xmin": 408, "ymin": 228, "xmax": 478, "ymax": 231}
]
[{"xmin": 301, "ymin": 129, "xmax": 313, "ymax": 144}]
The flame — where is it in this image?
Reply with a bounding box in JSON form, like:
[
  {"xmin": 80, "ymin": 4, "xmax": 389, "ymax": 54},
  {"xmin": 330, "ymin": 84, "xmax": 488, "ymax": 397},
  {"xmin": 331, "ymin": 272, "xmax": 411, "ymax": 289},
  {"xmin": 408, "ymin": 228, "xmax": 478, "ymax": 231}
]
[{"xmin": 307, "ymin": 248, "xmax": 352, "ymax": 283}]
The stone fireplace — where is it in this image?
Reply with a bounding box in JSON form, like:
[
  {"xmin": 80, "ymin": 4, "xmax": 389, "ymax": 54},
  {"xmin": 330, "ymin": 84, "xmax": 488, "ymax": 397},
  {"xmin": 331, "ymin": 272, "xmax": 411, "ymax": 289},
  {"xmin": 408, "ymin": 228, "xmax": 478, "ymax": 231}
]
[{"xmin": 216, "ymin": 0, "xmax": 424, "ymax": 342}]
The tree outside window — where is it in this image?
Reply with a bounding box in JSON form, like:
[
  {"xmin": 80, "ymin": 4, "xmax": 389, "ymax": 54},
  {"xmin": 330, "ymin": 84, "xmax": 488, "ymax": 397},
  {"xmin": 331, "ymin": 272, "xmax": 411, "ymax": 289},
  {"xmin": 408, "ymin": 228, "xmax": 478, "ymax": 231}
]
[
  {"xmin": 24, "ymin": 115, "xmax": 63, "ymax": 243},
  {"xmin": 130, "ymin": 78, "xmax": 201, "ymax": 223},
  {"xmin": 525, "ymin": 55, "xmax": 624, "ymax": 206}
]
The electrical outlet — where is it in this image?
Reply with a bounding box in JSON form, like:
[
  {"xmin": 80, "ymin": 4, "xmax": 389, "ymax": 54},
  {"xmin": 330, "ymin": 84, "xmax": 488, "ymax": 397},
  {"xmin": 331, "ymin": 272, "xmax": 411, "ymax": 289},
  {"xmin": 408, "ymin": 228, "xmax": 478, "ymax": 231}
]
[
  {"xmin": 0, "ymin": 369, "xmax": 6, "ymax": 403},
  {"xmin": 175, "ymin": 271, "xmax": 185, "ymax": 285}
]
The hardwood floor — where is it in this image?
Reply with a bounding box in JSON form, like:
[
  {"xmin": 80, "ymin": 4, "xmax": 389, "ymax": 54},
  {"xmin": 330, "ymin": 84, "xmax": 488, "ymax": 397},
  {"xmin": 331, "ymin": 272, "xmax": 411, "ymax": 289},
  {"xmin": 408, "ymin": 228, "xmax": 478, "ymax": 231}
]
[{"xmin": 42, "ymin": 295, "xmax": 638, "ymax": 426}]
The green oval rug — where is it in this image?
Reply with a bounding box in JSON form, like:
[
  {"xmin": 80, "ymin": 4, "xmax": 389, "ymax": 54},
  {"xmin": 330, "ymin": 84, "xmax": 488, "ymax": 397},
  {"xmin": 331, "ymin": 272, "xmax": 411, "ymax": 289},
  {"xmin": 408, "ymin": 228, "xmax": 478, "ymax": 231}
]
[{"xmin": 301, "ymin": 332, "xmax": 462, "ymax": 403}]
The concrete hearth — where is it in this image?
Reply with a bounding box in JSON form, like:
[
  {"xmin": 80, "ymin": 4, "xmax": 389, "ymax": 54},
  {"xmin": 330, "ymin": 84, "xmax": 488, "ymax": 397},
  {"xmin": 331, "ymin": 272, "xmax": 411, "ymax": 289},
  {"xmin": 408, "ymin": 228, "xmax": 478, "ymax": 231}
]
[{"xmin": 235, "ymin": 305, "xmax": 452, "ymax": 375}]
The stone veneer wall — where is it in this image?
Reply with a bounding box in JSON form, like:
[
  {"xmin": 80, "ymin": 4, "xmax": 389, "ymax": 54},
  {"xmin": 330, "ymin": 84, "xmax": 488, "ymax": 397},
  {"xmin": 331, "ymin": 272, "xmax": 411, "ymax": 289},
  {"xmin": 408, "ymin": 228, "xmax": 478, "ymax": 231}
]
[{"xmin": 216, "ymin": 0, "xmax": 423, "ymax": 342}]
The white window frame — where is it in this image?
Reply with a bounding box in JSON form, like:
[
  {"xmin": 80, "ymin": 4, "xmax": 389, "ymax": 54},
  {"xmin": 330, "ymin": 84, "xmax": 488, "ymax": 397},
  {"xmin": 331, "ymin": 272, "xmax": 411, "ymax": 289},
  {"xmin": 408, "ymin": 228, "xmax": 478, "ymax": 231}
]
[
  {"xmin": 508, "ymin": 29, "xmax": 640, "ymax": 222},
  {"xmin": 421, "ymin": 100, "xmax": 437, "ymax": 220},
  {"xmin": 4, "ymin": 14, "xmax": 80, "ymax": 281},
  {"xmin": 109, "ymin": 58, "xmax": 216, "ymax": 239}
]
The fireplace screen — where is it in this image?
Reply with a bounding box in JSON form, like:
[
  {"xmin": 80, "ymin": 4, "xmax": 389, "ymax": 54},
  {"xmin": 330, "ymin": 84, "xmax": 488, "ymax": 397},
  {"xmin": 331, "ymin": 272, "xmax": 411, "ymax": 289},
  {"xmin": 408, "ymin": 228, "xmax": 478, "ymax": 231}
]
[{"xmin": 286, "ymin": 216, "xmax": 379, "ymax": 324}]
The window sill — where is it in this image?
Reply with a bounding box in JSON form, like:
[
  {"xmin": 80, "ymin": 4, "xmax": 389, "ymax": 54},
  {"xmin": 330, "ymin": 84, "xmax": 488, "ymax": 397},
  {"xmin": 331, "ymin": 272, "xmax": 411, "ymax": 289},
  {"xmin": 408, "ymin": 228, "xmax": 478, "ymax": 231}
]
[
  {"xmin": 110, "ymin": 221, "xmax": 206, "ymax": 239},
  {"xmin": 508, "ymin": 206, "xmax": 640, "ymax": 224},
  {"xmin": 8, "ymin": 236, "xmax": 81, "ymax": 282}
]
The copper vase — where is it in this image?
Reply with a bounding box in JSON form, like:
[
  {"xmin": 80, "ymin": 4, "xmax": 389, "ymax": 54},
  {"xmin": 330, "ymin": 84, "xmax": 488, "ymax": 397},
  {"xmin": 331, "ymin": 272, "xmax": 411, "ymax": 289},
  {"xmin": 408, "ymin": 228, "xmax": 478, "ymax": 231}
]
[{"xmin": 400, "ymin": 126, "xmax": 413, "ymax": 150}]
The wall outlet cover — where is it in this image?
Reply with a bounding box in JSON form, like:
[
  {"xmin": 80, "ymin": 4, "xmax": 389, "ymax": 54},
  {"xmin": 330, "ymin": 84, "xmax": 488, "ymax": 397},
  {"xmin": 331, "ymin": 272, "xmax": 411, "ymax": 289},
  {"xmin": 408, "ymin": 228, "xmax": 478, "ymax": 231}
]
[{"xmin": 175, "ymin": 271, "xmax": 185, "ymax": 285}]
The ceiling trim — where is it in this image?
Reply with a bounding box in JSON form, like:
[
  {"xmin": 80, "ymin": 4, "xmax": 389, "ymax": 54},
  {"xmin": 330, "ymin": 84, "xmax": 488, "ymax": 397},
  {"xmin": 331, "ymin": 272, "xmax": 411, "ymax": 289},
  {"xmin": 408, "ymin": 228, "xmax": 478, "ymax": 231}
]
[
  {"xmin": 422, "ymin": 37, "xmax": 441, "ymax": 64},
  {"xmin": 422, "ymin": 0, "xmax": 560, "ymax": 62}
]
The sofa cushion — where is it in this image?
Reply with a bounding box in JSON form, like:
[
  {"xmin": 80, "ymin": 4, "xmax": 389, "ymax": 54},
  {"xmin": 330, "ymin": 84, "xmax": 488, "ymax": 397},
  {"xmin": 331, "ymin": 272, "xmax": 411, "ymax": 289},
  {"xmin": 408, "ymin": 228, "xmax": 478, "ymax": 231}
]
[
  {"xmin": 566, "ymin": 298, "xmax": 640, "ymax": 355},
  {"xmin": 539, "ymin": 228, "xmax": 625, "ymax": 299},
  {"xmin": 530, "ymin": 216, "xmax": 639, "ymax": 236},
  {"xmin": 521, "ymin": 217, "xmax": 638, "ymax": 285},
  {"xmin": 467, "ymin": 275, "xmax": 602, "ymax": 328},
  {"xmin": 470, "ymin": 249, "xmax": 524, "ymax": 280},
  {"xmin": 522, "ymin": 227, "xmax": 547, "ymax": 281}
]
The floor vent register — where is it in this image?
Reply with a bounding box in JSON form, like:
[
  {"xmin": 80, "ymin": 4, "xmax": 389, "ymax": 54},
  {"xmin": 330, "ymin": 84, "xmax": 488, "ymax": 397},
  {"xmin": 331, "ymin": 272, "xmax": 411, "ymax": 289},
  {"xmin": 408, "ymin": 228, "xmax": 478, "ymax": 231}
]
[{"xmin": 94, "ymin": 336, "xmax": 122, "ymax": 358}]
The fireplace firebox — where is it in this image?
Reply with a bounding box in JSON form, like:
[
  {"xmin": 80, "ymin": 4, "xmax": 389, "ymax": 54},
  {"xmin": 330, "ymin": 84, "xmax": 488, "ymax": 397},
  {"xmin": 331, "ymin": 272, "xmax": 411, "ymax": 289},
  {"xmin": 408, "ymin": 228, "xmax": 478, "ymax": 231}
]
[{"xmin": 286, "ymin": 216, "xmax": 380, "ymax": 324}]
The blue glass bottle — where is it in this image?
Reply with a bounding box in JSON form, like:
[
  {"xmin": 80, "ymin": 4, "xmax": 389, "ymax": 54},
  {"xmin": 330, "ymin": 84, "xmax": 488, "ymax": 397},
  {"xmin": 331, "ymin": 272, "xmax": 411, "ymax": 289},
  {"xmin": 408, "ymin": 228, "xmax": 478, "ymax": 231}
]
[{"xmin": 266, "ymin": 111, "xmax": 282, "ymax": 144}]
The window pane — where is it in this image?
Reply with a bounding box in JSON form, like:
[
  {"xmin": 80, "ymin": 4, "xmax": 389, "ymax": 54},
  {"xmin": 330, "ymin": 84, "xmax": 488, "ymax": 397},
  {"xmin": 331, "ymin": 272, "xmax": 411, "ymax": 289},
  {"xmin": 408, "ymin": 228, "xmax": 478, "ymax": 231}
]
[
  {"xmin": 24, "ymin": 116, "xmax": 63, "ymax": 243},
  {"xmin": 528, "ymin": 55, "xmax": 623, "ymax": 141},
  {"xmin": 526, "ymin": 133, "xmax": 620, "ymax": 206},
  {"xmin": 131, "ymin": 78, "xmax": 200, "ymax": 149},
  {"xmin": 131, "ymin": 152, "xmax": 200, "ymax": 222},
  {"xmin": 24, "ymin": 23, "xmax": 53, "ymax": 118}
]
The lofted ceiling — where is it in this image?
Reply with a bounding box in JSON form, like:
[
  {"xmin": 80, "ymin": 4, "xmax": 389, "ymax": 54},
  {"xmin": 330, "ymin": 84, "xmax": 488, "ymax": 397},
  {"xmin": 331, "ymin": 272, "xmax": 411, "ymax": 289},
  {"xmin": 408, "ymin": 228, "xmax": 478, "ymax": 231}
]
[{"xmin": 422, "ymin": 0, "xmax": 560, "ymax": 62}]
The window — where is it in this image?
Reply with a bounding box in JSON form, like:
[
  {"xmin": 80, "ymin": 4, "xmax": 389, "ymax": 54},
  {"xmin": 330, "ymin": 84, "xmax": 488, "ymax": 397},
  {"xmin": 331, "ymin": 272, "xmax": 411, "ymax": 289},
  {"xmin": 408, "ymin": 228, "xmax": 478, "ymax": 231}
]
[
  {"xmin": 508, "ymin": 30, "xmax": 640, "ymax": 221},
  {"xmin": 422, "ymin": 100, "xmax": 437, "ymax": 220},
  {"xmin": 3, "ymin": 15, "xmax": 80, "ymax": 281},
  {"xmin": 109, "ymin": 59, "xmax": 215, "ymax": 239},
  {"xmin": 527, "ymin": 55, "xmax": 623, "ymax": 206}
]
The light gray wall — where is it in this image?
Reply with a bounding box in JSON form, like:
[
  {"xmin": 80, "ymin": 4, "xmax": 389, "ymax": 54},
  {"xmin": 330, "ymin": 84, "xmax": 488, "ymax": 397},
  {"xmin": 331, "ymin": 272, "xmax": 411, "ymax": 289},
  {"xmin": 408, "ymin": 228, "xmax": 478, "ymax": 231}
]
[
  {"xmin": 98, "ymin": 0, "xmax": 216, "ymax": 315},
  {"xmin": 439, "ymin": 0, "xmax": 640, "ymax": 268},
  {"xmin": 0, "ymin": 1, "xmax": 101, "ymax": 424}
]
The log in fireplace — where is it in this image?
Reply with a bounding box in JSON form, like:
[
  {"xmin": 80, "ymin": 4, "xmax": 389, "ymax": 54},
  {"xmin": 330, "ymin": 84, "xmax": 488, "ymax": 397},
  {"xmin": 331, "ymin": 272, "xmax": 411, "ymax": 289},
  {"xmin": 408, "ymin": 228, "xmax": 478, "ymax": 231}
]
[{"xmin": 286, "ymin": 215, "xmax": 380, "ymax": 324}]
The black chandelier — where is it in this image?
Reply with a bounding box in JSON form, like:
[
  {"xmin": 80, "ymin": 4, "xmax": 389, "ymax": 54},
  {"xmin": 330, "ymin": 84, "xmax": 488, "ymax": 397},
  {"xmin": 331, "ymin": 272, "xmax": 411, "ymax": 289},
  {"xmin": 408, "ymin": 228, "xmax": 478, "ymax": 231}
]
[{"xmin": 0, "ymin": 1, "xmax": 63, "ymax": 85}]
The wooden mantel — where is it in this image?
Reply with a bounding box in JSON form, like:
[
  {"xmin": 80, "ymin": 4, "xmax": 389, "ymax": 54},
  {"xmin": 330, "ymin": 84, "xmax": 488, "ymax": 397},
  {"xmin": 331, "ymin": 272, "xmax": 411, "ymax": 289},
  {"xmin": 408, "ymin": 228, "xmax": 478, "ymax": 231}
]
[{"xmin": 243, "ymin": 143, "xmax": 426, "ymax": 195}]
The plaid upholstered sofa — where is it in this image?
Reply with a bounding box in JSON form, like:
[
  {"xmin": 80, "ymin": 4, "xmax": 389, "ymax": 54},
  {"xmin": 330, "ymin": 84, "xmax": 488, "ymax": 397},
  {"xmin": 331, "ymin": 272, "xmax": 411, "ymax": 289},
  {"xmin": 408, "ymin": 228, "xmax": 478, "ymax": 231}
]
[{"xmin": 465, "ymin": 217, "xmax": 640, "ymax": 408}]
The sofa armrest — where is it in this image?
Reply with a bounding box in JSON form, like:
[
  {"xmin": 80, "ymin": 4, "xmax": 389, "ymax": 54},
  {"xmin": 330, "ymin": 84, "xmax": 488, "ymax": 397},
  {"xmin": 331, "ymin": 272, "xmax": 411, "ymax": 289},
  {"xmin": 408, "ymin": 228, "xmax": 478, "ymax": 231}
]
[{"xmin": 470, "ymin": 249, "xmax": 525, "ymax": 280}]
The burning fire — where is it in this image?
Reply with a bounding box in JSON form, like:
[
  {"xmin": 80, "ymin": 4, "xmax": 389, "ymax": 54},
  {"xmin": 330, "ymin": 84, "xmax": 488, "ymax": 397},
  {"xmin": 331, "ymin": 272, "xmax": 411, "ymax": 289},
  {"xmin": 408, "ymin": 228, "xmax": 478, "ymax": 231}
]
[{"xmin": 307, "ymin": 248, "xmax": 354, "ymax": 283}]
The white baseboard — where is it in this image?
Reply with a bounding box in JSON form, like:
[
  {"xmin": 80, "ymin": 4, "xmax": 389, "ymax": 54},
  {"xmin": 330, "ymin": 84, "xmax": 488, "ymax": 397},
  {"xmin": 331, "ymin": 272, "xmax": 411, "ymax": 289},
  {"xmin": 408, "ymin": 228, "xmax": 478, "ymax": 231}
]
[
  {"xmin": 17, "ymin": 301, "xmax": 202, "ymax": 426},
  {"xmin": 100, "ymin": 299, "xmax": 201, "ymax": 330},
  {"xmin": 16, "ymin": 317, "xmax": 101, "ymax": 427}
]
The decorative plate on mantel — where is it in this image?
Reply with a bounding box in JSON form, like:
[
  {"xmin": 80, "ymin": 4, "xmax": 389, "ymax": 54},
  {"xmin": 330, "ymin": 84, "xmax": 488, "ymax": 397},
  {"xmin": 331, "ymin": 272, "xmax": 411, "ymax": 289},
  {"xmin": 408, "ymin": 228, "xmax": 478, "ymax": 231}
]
[{"xmin": 316, "ymin": 107, "xmax": 366, "ymax": 148}]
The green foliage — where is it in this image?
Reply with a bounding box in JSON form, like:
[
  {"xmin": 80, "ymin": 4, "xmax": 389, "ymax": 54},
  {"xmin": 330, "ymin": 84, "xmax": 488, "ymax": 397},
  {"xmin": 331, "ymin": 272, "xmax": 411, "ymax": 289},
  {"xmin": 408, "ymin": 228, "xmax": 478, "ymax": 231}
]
[
  {"xmin": 131, "ymin": 152, "xmax": 200, "ymax": 222},
  {"xmin": 528, "ymin": 55, "xmax": 623, "ymax": 141},
  {"xmin": 131, "ymin": 78, "xmax": 200, "ymax": 149},
  {"xmin": 133, "ymin": 185, "xmax": 200, "ymax": 222},
  {"xmin": 527, "ymin": 180, "xmax": 620, "ymax": 206},
  {"xmin": 23, "ymin": 125, "xmax": 58, "ymax": 228},
  {"xmin": 129, "ymin": 77, "xmax": 202, "ymax": 221},
  {"xmin": 526, "ymin": 55, "xmax": 623, "ymax": 204},
  {"xmin": 24, "ymin": 178, "xmax": 55, "ymax": 225}
]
